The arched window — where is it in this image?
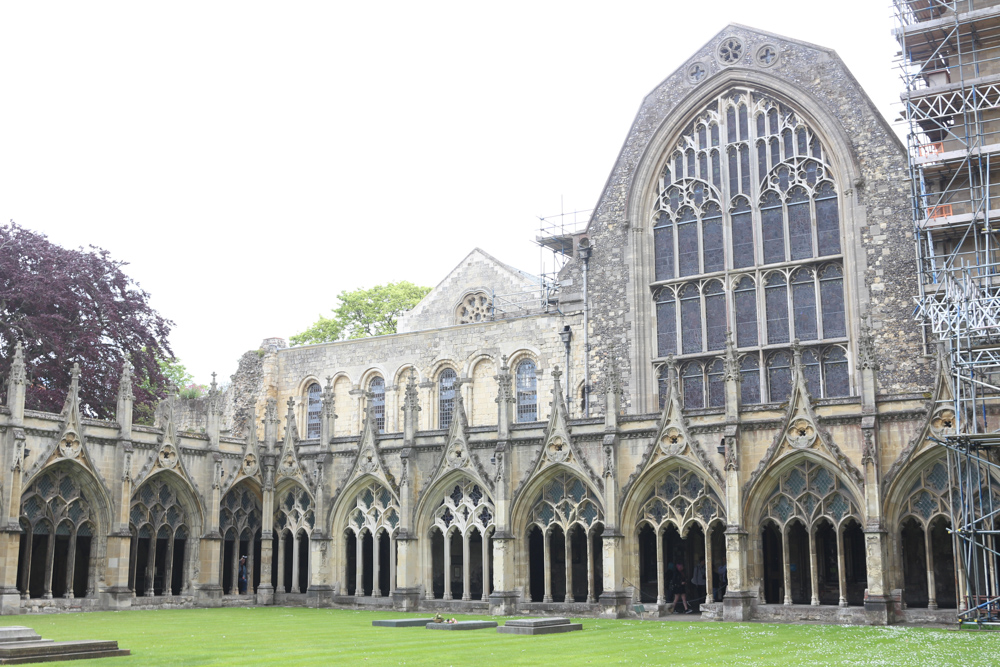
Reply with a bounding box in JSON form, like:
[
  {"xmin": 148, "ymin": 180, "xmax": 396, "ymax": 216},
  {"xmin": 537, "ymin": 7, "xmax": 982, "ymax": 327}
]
[
  {"xmin": 740, "ymin": 356, "xmax": 761, "ymax": 405},
  {"xmin": 515, "ymin": 360, "xmax": 537, "ymax": 423},
  {"xmin": 369, "ymin": 377, "xmax": 385, "ymax": 433},
  {"xmin": 707, "ymin": 359, "xmax": 725, "ymax": 408},
  {"xmin": 823, "ymin": 347, "xmax": 850, "ymax": 397},
  {"xmin": 649, "ymin": 88, "xmax": 850, "ymax": 405},
  {"xmin": 439, "ymin": 368, "xmax": 457, "ymax": 430},
  {"xmin": 767, "ymin": 351, "xmax": 792, "ymax": 403},
  {"xmin": 682, "ymin": 361, "xmax": 704, "ymax": 409},
  {"xmin": 306, "ymin": 382, "xmax": 322, "ymax": 439}
]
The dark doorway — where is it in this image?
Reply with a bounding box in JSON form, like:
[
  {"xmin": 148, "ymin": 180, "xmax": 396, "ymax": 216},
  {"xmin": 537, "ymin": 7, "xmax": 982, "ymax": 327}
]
[
  {"xmin": 528, "ymin": 526, "xmax": 544, "ymax": 602},
  {"xmin": 761, "ymin": 522, "xmax": 782, "ymax": 604}
]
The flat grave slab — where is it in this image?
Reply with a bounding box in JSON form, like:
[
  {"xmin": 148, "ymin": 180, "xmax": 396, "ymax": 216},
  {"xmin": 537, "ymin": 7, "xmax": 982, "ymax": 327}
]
[
  {"xmin": 426, "ymin": 621, "xmax": 498, "ymax": 631},
  {"xmin": 371, "ymin": 618, "xmax": 435, "ymax": 628},
  {"xmin": 498, "ymin": 617, "xmax": 583, "ymax": 635},
  {"xmin": 0, "ymin": 628, "xmax": 43, "ymax": 644},
  {"xmin": 0, "ymin": 639, "xmax": 130, "ymax": 664}
]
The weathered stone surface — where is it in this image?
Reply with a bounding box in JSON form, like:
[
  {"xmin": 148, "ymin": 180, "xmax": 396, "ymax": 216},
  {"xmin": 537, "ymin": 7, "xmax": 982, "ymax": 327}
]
[
  {"xmin": 371, "ymin": 618, "xmax": 435, "ymax": 627},
  {"xmin": 426, "ymin": 621, "xmax": 498, "ymax": 631}
]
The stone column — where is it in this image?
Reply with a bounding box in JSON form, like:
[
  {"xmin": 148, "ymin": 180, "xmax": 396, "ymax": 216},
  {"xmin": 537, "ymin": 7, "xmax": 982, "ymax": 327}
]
[
  {"xmin": 389, "ymin": 536, "xmax": 397, "ymax": 596},
  {"xmin": 836, "ymin": 528, "xmax": 847, "ymax": 607},
  {"xmin": 443, "ymin": 532, "xmax": 453, "ymax": 600},
  {"xmin": 128, "ymin": 535, "xmax": 138, "ymax": 597},
  {"xmin": 0, "ymin": 344, "xmax": 27, "ymax": 614},
  {"xmin": 20, "ymin": 529, "xmax": 32, "ymax": 599},
  {"xmin": 586, "ymin": 530, "xmax": 595, "ymax": 604},
  {"xmin": 781, "ymin": 527, "xmax": 792, "ymax": 606},
  {"xmin": 292, "ymin": 533, "xmax": 301, "ymax": 594},
  {"xmin": 64, "ymin": 531, "xmax": 77, "ymax": 598},
  {"xmin": 704, "ymin": 529, "xmax": 714, "ymax": 604},
  {"xmin": 462, "ymin": 532, "xmax": 471, "ymax": 601},
  {"xmin": 198, "ymin": 453, "xmax": 225, "ymax": 606},
  {"xmin": 543, "ymin": 529, "xmax": 553, "ymax": 603},
  {"xmin": 247, "ymin": 541, "xmax": 255, "ymax": 595},
  {"xmin": 146, "ymin": 536, "xmax": 157, "ymax": 597},
  {"xmin": 372, "ymin": 533, "xmax": 381, "ymax": 597},
  {"xmin": 230, "ymin": 544, "xmax": 239, "ymax": 595},
  {"xmin": 276, "ymin": 534, "xmax": 285, "ymax": 594},
  {"xmin": 808, "ymin": 529, "xmax": 819, "ymax": 606},
  {"xmin": 258, "ymin": 532, "xmax": 273, "ymax": 603},
  {"xmin": 481, "ymin": 531, "xmax": 491, "ymax": 602},
  {"xmin": 488, "ymin": 357, "xmax": 518, "ymax": 616},
  {"xmin": 163, "ymin": 536, "xmax": 175, "ymax": 597},
  {"xmin": 925, "ymin": 526, "xmax": 938, "ymax": 610},
  {"xmin": 656, "ymin": 528, "xmax": 665, "ymax": 605},
  {"xmin": 354, "ymin": 533, "xmax": 363, "ymax": 597},
  {"xmin": 564, "ymin": 530, "xmax": 573, "ymax": 603},
  {"xmin": 597, "ymin": 370, "xmax": 630, "ymax": 619}
]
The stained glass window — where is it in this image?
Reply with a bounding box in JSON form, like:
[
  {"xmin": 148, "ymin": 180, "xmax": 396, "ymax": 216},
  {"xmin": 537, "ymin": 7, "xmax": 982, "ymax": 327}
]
[
  {"xmin": 802, "ymin": 348, "xmax": 822, "ymax": 398},
  {"xmin": 728, "ymin": 147, "xmax": 739, "ymax": 195},
  {"xmin": 765, "ymin": 273, "xmax": 789, "ymax": 344},
  {"xmin": 369, "ymin": 377, "xmax": 385, "ymax": 433},
  {"xmin": 705, "ymin": 280, "xmax": 726, "ymax": 351},
  {"xmin": 740, "ymin": 144, "xmax": 751, "ymax": 194},
  {"xmin": 708, "ymin": 359, "xmax": 725, "ymax": 408},
  {"xmin": 767, "ymin": 351, "xmax": 792, "ymax": 403},
  {"xmin": 658, "ymin": 366, "xmax": 670, "ymax": 409},
  {"xmin": 702, "ymin": 203, "xmax": 724, "ymax": 273},
  {"xmin": 761, "ymin": 191, "xmax": 784, "ymax": 264},
  {"xmin": 787, "ymin": 187, "xmax": 812, "ymax": 260},
  {"xmin": 791, "ymin": 268, "xmax": 817, "ymax": 341},
  {"xmin": 740, "ymin": 356, "xmax": 761, "ymax": 405},
  {"xmin": 815, "ymin": 182, "xmax": 840, "ymax": 256},
  {"xmin": 307, "ymin": 382, "xmax": 322, "ymax": 439},
  {"xmin": 656, "ymin": 290, "xmax": 677, "ymax": 357},
  {"xmin": 734, "ymin": 276, "xmax": 758, "ymax": 348},
  {"xmin": 823, "ymin": 347, "xmax": 850, "ymax": 397},
  {"xmin": 439, "ymin": 368, "xmax": 457, "ymax": 430},
  {"xmin": 653, "ymin": 212, "xmax": 674, "ymax": 281},
  {"xmin": 682, "ymin": 362, "xmax": 704, "ymax": 409},
  {"xmin": 711, "ymin": 150, "xmax": 721, "ymax": 189},
  {"xmin": 680, "ymin": 284, "xmax": 702, "ymax": 354},
  {"xmin": 731, "ymin": 198, "xmax": 754, "ymax": 269},
  {"xmin": 515, "ymin": 360, "xmax": 537, "ymax": 423},
  {"xmin": 819, "ymin": 265, "xmax": 846, "ymax": 338},
  {"xmin": 677, "ymin": 207, "xmax": 699, "ymax": 277}
]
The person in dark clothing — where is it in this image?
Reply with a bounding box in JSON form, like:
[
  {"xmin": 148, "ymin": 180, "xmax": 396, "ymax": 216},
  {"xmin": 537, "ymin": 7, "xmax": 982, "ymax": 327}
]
[
  {"xmin": 671, "ymin": 563, "xmax": 693, "ymax": 613},
  {"xmin": 238, "ymin": 555, "xmax": 248, "ymax": 595}
]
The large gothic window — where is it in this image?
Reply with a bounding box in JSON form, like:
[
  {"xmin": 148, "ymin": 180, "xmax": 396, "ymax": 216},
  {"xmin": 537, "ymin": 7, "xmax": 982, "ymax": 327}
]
[
  {"xmin": 369, "ymin": 377, "xmax": 385, "ymax": 433},
  {"xmin": 439, "ymin": 368, "xmax": 457, "ymax": 430},
  {"xmin": 515, "ymin": 360, "xmax": 538, "ymax": 423},
  {"xmin": 306, "ymin": 382, "xmax": 322, "ymax": 439},
  {"xmin": 651, "ymin": 89, "xmax": 850, "ymax": 407}
]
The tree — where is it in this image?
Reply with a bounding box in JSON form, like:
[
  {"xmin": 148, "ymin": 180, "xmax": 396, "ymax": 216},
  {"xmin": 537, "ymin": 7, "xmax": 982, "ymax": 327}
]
[
  {"xmin": 291, "ymin": 281, "xmax": 431, "ymax": 345},
  {"xmin": 0, "ymin": 222, "xmax": 174, "ymax": 419}
]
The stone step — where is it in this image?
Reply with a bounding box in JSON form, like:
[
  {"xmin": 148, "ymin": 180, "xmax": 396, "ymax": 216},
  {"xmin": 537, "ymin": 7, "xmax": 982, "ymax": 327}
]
[
  {"xmin": 0, "ymin": 628, "xmax": 43, "ymax": 644},
  {"xmin": 0, "ymin": 640, "xmax": 130, "ymax": 664},
  {"xmin": 372, "ymin": 618, "xmax": 435, "ymax": 628},
  {"xmin": 426, "ymin": 621, "xmax": 498, "ymax": 631}
]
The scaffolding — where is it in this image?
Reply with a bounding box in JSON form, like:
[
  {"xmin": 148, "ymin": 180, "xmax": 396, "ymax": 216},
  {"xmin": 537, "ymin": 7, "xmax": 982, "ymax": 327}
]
[{"xmin": 895, "ymin": 0, "xmax": 1000, "ymax": 626}]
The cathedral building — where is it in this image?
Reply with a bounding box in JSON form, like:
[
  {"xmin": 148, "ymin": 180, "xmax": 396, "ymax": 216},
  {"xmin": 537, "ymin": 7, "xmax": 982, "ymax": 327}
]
[{"xmin": 0, "ymin": 24, "xmax": 967, "ymax": 625}]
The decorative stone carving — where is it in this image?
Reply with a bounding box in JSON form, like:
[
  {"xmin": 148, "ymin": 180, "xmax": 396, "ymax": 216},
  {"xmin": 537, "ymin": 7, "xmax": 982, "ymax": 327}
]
[
  {"xmin": 157, "ymin": 443, "xmax": 178, "ymax": 469},
  {"xmin": 242, "ymin": 452, "xmax": 259, "ymax": 477},
  {"xmin": 929, "ymin": 408, "xmax": 956, "ymax": 438},
  {"xmin": 858, "ymin": 314, "xmax": 879, "ymax": 372},
  {"xmin": 546, "ymin": 436, "xmax": 571, "ymax": 464},
  {"xmin": 446, "ymin": 441, "xmax": 468, "ymax": 469},
  {"xmin": 495, "ymin": 355, "xmax": 514, "ymax": 405},
  {"xmin": 786, "ymin": 418, "xmax": 817, "ymax": 449},
  {"xmin": 756, "ymin": 43, "xmax": 779, "ymax": 67},
  {"xmin": 724, "ymin": 436, "xmax": 737, "ymax": 472},
  {"xmin": 58, "ymin": 431, "xmax": 82, "ymax": 459},
  {"xmin": 659, "ymin": 426, "xmax": 685, "ymax": 456},
  {"xmin": 457, "ymin": 291, "xmax": 491, "ymax": 324},
  {"xmin": 717, "ymin": 36, "xmax": 744, "ymax": 65},
  {"xmin": 687, "ymin": 61, "xmax": 707, "ymax": 84},
  {"xmin": 358, "ymin": 447, "xmax": 378, "ymax": 475}
]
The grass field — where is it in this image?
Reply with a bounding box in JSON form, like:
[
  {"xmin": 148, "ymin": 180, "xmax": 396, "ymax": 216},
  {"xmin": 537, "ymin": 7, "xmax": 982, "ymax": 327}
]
[{"xmin": 6, "ymin": 607, "xmax": 1000, "ymax": 666}]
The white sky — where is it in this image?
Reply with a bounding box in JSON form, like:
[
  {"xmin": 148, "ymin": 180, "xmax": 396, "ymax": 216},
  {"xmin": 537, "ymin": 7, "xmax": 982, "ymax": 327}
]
[{"xmin": 0, "ymin": 1, "xmax": 902, "ymax": 384}]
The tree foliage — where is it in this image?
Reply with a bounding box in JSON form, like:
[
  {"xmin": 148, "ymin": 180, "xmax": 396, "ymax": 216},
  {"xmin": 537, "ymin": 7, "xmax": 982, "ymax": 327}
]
[
  {"xmin": 0, "ymin": 222, "xmax": 174, "ymax": 419},
  {"xmin": 291, "ymin": 281, "xmax": 431, "ymax": 345}
]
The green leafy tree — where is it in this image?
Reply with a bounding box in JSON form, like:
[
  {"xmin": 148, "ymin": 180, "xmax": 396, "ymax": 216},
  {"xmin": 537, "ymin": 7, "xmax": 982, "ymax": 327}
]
[{"xmin": 291, "ymin": 281, "xmax": 431, "ymax": 345}]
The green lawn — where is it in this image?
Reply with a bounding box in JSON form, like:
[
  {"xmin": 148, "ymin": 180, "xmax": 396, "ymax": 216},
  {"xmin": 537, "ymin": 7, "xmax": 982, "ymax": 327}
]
[{"xmin": 6, "ymin": 608, "xmax": 1000, "ymax": 666}]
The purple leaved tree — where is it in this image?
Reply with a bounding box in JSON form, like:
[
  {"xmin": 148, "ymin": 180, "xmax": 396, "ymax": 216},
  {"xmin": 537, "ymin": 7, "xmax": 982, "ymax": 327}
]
[{"xmin": 0, "ymin": 222, "xmax": 174, "ymax": 421}]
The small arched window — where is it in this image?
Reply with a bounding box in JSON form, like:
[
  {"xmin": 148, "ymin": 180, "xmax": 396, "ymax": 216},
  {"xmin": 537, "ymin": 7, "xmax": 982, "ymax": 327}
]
[
  {"xmin": 740, "ymin": 356, "xmax": 761, "ymax": 406},
  {"xmin": 369, "ymin": 377, "xmax": 385, "ymax": 433},
  {"xmin": 707, "ymin": 359, "xmax": 725, "ymax": 408},
  {"xmin": 767, "ymin": 351, "xmax": 793, "ymax": 403},
  {"xmin": 682, "ymin": 361, "xmax": 704, "ymax": 409},
  {"xmin": 439, "ymin": 368, "xmax": 457, "ymax": 430},
  {"xmin": 515, "ymin": 360, "xmax": 538, "ymax": 423},
  {"xmin": 306, "ymin": 382, "xmax": 322, "ymax": 439}
]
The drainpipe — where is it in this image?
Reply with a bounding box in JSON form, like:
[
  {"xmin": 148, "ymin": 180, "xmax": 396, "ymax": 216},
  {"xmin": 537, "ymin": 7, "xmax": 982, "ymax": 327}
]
[
  {"xmin": 559, "ymin": 326, "xmax": 572, "ymax": 410},
  {"xmin": 579, "ymin": 243, "xmax": 592, "ymax": 417}
]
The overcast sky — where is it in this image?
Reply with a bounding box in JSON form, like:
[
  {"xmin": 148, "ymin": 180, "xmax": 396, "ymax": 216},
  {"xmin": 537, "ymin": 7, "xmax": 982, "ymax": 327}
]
[{"xmin": 1, "ymin": 1, "xmax": 902, "ymax": 385}]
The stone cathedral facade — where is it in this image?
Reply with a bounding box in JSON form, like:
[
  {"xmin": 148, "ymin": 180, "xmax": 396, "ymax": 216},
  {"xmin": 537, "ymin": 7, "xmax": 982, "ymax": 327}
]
[{"xmin": 0, "ymin": 26, "xmax": 973, "ymax": 624}]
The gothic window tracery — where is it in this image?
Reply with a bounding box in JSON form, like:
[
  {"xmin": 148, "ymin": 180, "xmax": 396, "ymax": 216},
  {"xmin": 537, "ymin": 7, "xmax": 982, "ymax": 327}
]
[
  {"xmin": 306, "ymin": 382, "xmax": 322, "ymax": 439},
  {"xmin": 432, "ymin": 479, "xmax": 494, "ymax": 536},
  {"xmin": 21, "ymin": 468, "xmax": 95, "ymax": 537},
  {"xmin": 131, "ymin": 477, "xmax": 188, "ymax": 538},
  {"xmin": 130, "ymin": 476, "xmax": 190, "ymax": 597},
  {"xmin": 457, "ymin": 291, "xmax": 491, "ymax": 324},
  {"xmin": 651, "ymin": 88, "xmax": 850, "ymax": 406},
  {"xmin": 220, "ymin": 485, "xmax": 261, "ymax": 541},
  {"xmin": 761, "ymin": 460, "xmax": 861, "ymax": 529},
  {"xmin": 527, "ymin": 472, "xmax": 604, "ymax": 532},
  {"xmin": 638, "ymin": 467, "xmax": 725, "ymax": 533},
  {"xmin": 275, "ymin": 487, "xmax": 315, "ymax": 536},
  {"xmin": 345, "ymin": 482, "xmax": 399, "ymax": 537}
]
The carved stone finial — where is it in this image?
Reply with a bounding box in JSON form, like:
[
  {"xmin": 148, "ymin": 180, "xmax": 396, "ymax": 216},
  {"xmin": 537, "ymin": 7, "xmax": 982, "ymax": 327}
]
[
  {"xmin": 723, "ymin": 331, "xmax": 739, "ymax": 382},
  {"xmin": 858, "ymin": 314, "xmax": 879, "ymax": 371},
  {"xmin": 286, "ymin": 395, "xmax": 296, "ymax": 417},
  {"xmin": 266, "ymin": 397, "xmax": 278, "ymax": 423},
  {"xmin": 495, "ymin": 356, "xmax": 514, "ymax": 405},
  {"xmin": 10, "ymin": 341, "xmax": 26, "ymax": 386},
  {"xmin": 606, "ymin": 351, "xmax": 622, "ymax": 395},
  {"xmin": 210, "ymin": 372, "xmax": 218, "ymax": 393},
  {"xmin": 404, "ymin": 369, "xmax": 420, "ymax": 412},
  {"xmin": 791, "ymin": 338, "xmax": 802, "ymax": 367},
  {"xmin": 551, "ymin": 365, "xmax": 562, "ymax": 382},
  {"xmin": 70, "ymin": 362, "xmax": 81, "ymax": 386},
  {"xmin": 118, "ymin": 362, "xmax": 134, "ymax": 401}
]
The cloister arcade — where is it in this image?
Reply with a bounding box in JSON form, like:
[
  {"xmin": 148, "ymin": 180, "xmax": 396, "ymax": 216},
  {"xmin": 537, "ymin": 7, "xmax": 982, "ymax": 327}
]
[
  {"xmin": 343, "ymin": 481, "xmax": 399, "ymax": 597},
  {"xmin": 272, "ymin": 485, "xmax": 313, "ymax": 595},
  {"xmin": 128, "ymin": 474, "xmax": 196, "ymax": 598},
  {"xmin": 424, "ymin": 477, "xmax": 495, "ymax": 602}
]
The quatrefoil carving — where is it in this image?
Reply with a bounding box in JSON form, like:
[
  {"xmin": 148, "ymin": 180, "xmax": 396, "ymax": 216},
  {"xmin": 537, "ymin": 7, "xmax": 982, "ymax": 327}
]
[
  {"xmin": 58, "ymin": 432, "xmax": 82, "ymax": 459},
  {"xmin": 787, "ymin": 418, "xmax": 817, "ymax": 449},
  {"xmin": 447, "ymin": 443, "xmax": 467, "ymax": 468},
  {"xmin": 659, "ymin": 426, "xmax": 686, "ymax": 456},
  {"xmin": 930, "ymin": 409, "xmax": 956, "ymax": 437},
  {"xmin": 546, "ymin": 437, "xmax": 570, "ymax": 463},
  {"xmin": 157, "ymin": 444, "xmax": 178, "ymax": 469}
]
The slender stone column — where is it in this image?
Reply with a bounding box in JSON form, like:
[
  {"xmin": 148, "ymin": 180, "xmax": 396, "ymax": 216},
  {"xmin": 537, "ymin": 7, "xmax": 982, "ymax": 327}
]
[
  {"xmin": 354, "ymin": 533, "xmax": 363, "ymax": 597},
  {"xmin": 372, "ymin": 533, "xmax": 381, "ymax": 597},
  {"xmin": 808, "ymin": 529, "xmax": 820, "ymax": 606},
  {"xmin": 247, "ymin": 540, "xmax": 256, "ymax": 595},
  {"xmin": 836, "ymin": 528, "xmax": 847, "ymax": 607},
  {"xmin": 781, "ymin": 527, "xmax": 792, "ymax": 606},
  {"xmin": 656, "ymin": 529, "xmax": 665, "ymax": 605},
  {"xmin": 704, "ymin": 528, "xmax": 714, "ymax": 603},
  {"xmin": 925, "ymin": 526, "xmax": 938, "ymax": 610},
  {"xmin": 128, "ymin": 535, "xmax": 138, "ymax": 597},
  {"xmin": 443, "ymin": 531, "xmax": 453, "ymax": 600},
  {"xmin": 230, "ymin": 543, "xmax": 239, "ymax": 595},
  {"xmin": 292, "ymin": 533, "xmax": 301, "ymax": 594},
  {"xmin": 564, "ymin": 530, "xmax": 573, "ymax": 603},
  {"xmin": 163, "ymin": 536, "xmax": 175, "ymax": 597},
  {"xmin": 43, "ymin": 532, "xmax": 55, "ymax": 599},
  {"xmin": 146, "ymin": 537, "xmax": 157, "ymax": 597},
  {"xmin": 389, "ymin": 536, "xmax": 397, "ymax": 596},
  {"xmin": 462, "ymin": 532, "xmax": 471, "ymax": 601},
  {"xmin": 586, "ymin": 530, "xmax": 595, "ymax": 603},
  {"xmin": 64, "ymin": 532, "xmax": 78, "ymax": 598},
  {"xmin": 481, "ymin": 532, "xmax": 490, "ymax": 602},
  {"xmin": 424, "ymin": 536, "xmax": 434, "ymax": 600},
  {"xmin": 543, "ymin": 529, "xmax": 553, "ymax": 603},
  {"xmin": 276, "ymin": 534, "xmax": 285, "ymax": 594},
  {"xmin": 181, "ymin": 543, "xmax": 190, "ymax": 595},
  {"xmin": 20, "ymin": 529, "xmax": 32, "ymax": 599}
]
